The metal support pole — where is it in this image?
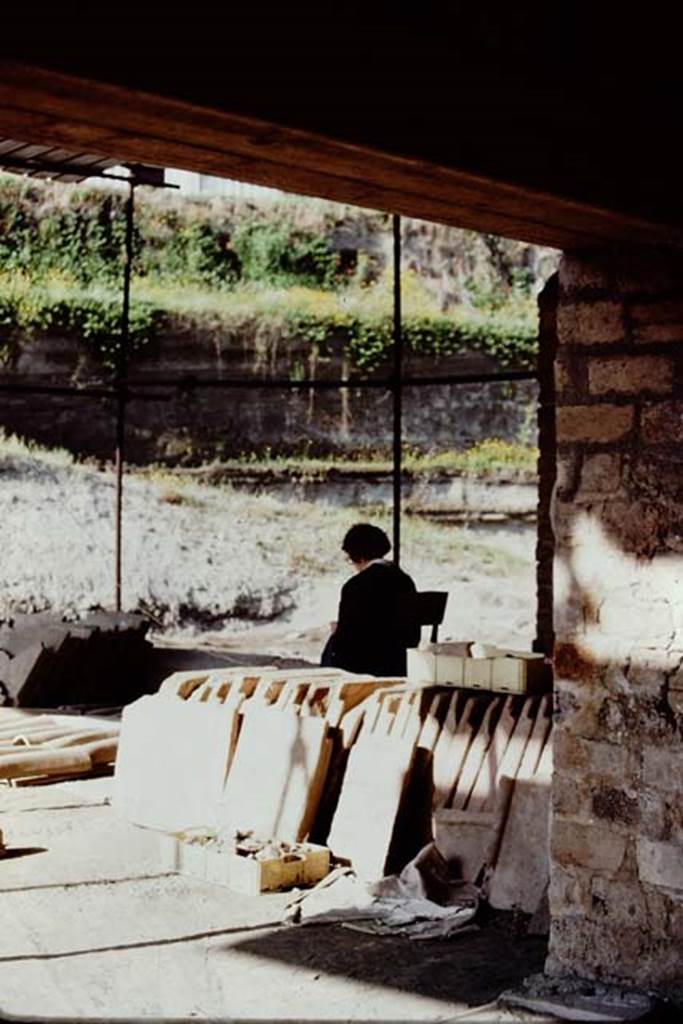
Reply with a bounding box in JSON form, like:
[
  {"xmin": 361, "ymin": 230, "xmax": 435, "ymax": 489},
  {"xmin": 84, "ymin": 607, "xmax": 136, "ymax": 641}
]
[
  {"xmin": 114, "ymin": 181, "xmax": 135, "ymax": 613},
  {"xmin": 392, "ymin": 213, "xmax": 402, "ymax": 566}
]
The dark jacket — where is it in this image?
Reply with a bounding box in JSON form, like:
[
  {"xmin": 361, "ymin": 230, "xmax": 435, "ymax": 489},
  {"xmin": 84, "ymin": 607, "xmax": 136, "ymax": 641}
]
[{"xmin": 329, "ymin": 561, "xmax": 420, "ymax": 677}]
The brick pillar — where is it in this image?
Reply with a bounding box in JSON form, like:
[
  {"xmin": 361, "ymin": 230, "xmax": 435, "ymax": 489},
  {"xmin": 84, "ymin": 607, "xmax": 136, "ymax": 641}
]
[{"xmin": 547, "ymin": 246, "xmax": 683, "ymax": 1000}]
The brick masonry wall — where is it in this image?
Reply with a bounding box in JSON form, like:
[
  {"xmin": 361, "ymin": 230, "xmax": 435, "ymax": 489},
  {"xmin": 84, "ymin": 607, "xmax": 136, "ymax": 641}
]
[{"xmin": 547, "ymin": 246, "xmax": 683, "ymax": 999}]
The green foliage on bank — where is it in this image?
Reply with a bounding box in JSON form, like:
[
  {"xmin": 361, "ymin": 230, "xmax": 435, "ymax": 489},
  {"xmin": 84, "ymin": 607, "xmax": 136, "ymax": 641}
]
[
  {"xmin": 0, "ymin": 277, "xmax": 162, "ymax": 369},
  {"xmin": 286, "ymin": 310, "xmax": 536, "ymax": 371},
  {"xmin": 0, "ymin": 176, "xmax": 349, "ymax": 290},
  {"xmin": 0, "ymin": 174, "xmax": 540, "ymax": 372}
]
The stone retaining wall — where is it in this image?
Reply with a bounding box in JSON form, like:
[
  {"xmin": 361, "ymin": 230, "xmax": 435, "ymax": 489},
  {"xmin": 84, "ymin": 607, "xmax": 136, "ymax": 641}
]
[{"xmin": 0, "ymin": 331, "xmax": 537, "ymax": 461}]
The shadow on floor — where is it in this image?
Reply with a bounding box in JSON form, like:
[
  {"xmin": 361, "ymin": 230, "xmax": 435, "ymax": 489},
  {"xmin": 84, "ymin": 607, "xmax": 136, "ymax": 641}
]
[
  {"xmin": 0, "ymin": 847, "xmax": 47, "ymax": 861},
  {"xmin": 227, "ymin": 912, "xmax": 548, "ymax": 1009}
]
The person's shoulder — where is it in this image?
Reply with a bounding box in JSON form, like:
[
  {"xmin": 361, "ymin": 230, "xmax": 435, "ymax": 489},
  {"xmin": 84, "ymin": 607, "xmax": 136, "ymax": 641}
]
[
  {"xmin": 393, "ymin": 565, "xmax": 417, "ymax": 591},
  {"xmin": 367, "ymin": 562, "xmax": 416, "ymax": 591},
  {"xmin": 343, "ymin": 563, "xmax": 385, "ymax": 594},
  {"xmin": 341, "ymin": 572, "xmax": 363, "ymax": 593}
]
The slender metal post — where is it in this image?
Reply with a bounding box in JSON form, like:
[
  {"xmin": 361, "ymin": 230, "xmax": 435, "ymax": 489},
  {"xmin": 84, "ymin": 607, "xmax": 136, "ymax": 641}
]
[
  {"xmin": 114, "ymin": 181, "xmax": 135, "ymax": 612},
  {"xmin": 392, "ymin": 213, "xmax": 402, "ymax": 566}
]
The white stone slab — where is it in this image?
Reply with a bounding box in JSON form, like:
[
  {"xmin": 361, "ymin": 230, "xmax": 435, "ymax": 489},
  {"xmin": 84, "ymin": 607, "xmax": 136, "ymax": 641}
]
[{"xmin": 112, "ymin": 695, "xmax": 236, "ymax": 831}]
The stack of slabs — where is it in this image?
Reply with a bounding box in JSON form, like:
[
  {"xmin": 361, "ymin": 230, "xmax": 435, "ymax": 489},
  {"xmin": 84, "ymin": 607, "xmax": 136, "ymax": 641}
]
[
  {"xmin": 113, "ymin": 666, "xmax": 393, "ymax": 835},
  {"xmin": 434, "ymin": 694, "xmax": 552, "ymax": 890},
  {"xmin": 325, "ymin": 686, "xmax": 553, "ymax": 887},
  {"xmin": 0, "ymin": 707, "xmax": 119, "ymax": 783}
]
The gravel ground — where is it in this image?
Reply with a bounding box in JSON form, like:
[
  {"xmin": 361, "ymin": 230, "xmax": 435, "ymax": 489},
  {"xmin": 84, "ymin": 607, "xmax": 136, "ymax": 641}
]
[{"xmin": 0, "ymin": 446, "xmax": 537, "ymax": 659}]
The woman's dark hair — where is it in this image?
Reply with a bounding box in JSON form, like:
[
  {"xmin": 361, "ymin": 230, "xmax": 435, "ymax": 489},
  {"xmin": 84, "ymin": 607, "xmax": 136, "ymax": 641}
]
[{"xmin": 342, "ymin": 523, "xmax": 391, "ymax": 562}]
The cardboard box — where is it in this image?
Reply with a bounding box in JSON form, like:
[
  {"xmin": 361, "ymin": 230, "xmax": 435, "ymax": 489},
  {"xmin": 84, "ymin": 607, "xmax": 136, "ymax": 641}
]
[
  {"xmin": 435, "ymin": 654, "xmax": 465, "ymax": 685},
  {"xmin": 408, "ymin": 649, "xmax": 466, "ymax": 685}
]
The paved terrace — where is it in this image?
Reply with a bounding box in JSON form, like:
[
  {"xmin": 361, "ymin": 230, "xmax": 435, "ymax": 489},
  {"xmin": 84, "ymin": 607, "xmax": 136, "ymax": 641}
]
[{"xmin": 0, "ymin": 773, "xmax": 551, "ymax": 1023}]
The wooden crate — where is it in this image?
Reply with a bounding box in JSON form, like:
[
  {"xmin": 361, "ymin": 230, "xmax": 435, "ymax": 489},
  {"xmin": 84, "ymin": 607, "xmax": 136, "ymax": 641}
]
[
  {"xmin": 160, "ymin": 833, "xmax": 330, "ymax": 894},
  {"xmin": 230, "ymin": 843, "xmax": 330, "ymax": 894}
]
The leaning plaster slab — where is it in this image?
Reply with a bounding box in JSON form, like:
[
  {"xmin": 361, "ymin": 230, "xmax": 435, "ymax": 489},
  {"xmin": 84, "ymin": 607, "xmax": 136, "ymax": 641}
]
[{"xmin": 113, "ymin": 695, "xmax": 235, "ymax": 831}]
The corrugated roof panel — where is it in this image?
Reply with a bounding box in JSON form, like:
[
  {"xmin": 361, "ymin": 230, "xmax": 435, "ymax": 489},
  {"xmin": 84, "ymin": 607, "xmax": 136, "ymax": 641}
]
[
  {"xmin": 8, "ymin": 143, "xmax": 52, "ymax": 160},
  {"xmin": 0, "ymin": 137, "xmax": 121, "ymax": 181},
  {"xmin": 0, "ymin": 139, "xmax": 24, "ymax": 154}
]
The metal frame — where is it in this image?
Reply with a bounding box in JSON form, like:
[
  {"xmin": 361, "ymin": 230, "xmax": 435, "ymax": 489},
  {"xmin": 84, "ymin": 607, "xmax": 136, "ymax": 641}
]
[
  {"xmin": 392, "ymin": 213, "xmax": 403, "ymax": 565},
  {"xmin": 114, "ymin": 181, "xmax": 135, "ymax": 611},
  {"xmin": 0, "ymin": 162, "xmax": 539, "ymax": 608}
]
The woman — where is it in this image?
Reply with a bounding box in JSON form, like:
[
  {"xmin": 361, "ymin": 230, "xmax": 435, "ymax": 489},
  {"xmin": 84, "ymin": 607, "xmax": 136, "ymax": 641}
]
[{"xmin": 322, "ymin": 523, "xmax": 420, "ymax": 677}]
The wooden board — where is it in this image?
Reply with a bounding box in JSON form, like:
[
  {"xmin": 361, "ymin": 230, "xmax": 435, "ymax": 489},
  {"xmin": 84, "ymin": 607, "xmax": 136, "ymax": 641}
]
[
  {"xmin": 417, "ymin": 692, "xmax": 447, "ymax": 753},
  {"xmin": 326, "ymin": 692, "xmax": 420, "ymax": 880},
  {"xmin": 515, "ymin": 695, "xmax": 552, "ymax": 779},
  {"xmin": 432, "ymin": 695, "xmax": 476, "ymax": 809},
  {"xmin": 434, "ymin": 696, "xmax": 515, "ymax": 880},
  {"xmin": 0, "ymin": 746, "xmax": 92, "ymax": 780},
  {"xmin": 432, "ymin": 695, "xmax": 544, "ymax": 881},
  {"xmin": 483, "ymin": 696, "xmax": 538, "ymax": 811},
  {"xmin": 487, "ymin": 729, "xmax": 553, "ymax": 912},
  {"xmin": 0, "ymin": 710, "xmax": 120, "ymax": 781},
  {"xmin": 450, "ymin": 698, "xmax": 500, "ymax": 811},
  {"xmin": 466, "ymin": 697, "xmax": 516, "ymax": 812},
  {"xmin": 433, "ymin": 806, "xmax": 499, "ymax": 882}
]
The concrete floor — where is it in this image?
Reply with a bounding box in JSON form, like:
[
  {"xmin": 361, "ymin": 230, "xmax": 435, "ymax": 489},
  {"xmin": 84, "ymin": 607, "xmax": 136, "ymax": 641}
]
[{"xmin": 0, "ymin": 775, "xmax": 552, "ymax": 1023}]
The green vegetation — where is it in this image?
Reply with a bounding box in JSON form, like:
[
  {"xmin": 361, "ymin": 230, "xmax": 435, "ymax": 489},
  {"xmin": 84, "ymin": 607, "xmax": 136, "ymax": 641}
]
[
  {"xmin": 0, "ymin": 273, "xmax": 162, "ymax": 369},
  {"xmin": 0, "ymin": 427, "xmax": 76, "ymax": 468},
  {"xmin": 0, "ymin": 426, "xmax": 537, "ymax": 482},
  {"xmin": 150, "ymin": 439, "xmax": 538, "ymax": 483},
  {"xmin": 0, "ymin": 174, "xmax": 544, "ymax": 374}
]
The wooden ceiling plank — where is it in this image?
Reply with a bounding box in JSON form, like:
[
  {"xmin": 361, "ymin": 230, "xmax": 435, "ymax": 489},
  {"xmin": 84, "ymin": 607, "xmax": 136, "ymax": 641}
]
[
  {"xmin": 0, "ymin": 111, "xmax": 641, "ymax": 248},
  {"xmin": 0, "ymin": 115, "xmax": 600, "ymax": 246}
]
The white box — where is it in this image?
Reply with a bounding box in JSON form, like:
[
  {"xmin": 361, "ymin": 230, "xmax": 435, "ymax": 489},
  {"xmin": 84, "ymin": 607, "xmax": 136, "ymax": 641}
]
[
  {"xmin": 491, "ymin": 654, "xmax": 548, "ymax": 694},
  {"xmin": 435, "ymin": 655, "xmax": 465, "ymax": 685},
  {"xmin": 463, "ymin": 658, "xmax": 494, "ymax": 689},
  {"xmin": 407, "ymin": 649, "xmax": 437, "ymax": 683}
]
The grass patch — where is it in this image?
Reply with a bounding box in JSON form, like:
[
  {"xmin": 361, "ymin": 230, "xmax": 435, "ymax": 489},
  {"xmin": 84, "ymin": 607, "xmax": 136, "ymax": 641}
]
[
  {"xmin": 0, "ymin": 428, "xmax": 76, "ymax": 469},
  {"xmin": 155, "ymin": 439, "xmax": 538, "ymax": 482},
  {"xmin": 405, "ymin": 439, "xmax": 538, "ymax": 477}
]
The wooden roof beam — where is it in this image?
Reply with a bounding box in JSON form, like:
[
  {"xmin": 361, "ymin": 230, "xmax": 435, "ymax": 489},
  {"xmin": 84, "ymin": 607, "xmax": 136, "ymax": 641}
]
[{"xmin": 0, "ymin": 62, "xmax": 679, "ymax": 250}]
